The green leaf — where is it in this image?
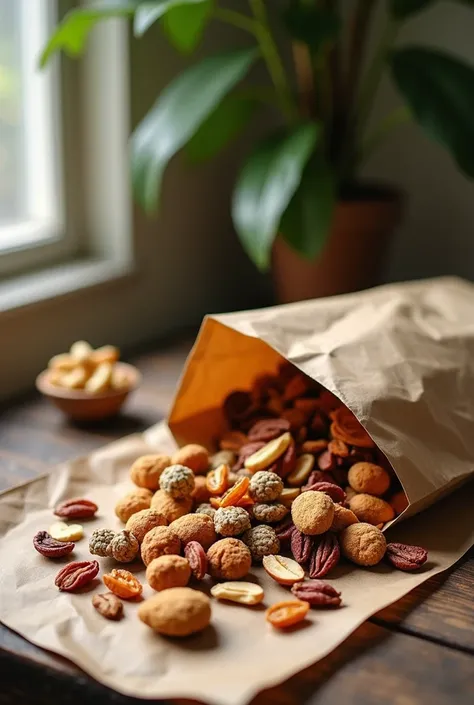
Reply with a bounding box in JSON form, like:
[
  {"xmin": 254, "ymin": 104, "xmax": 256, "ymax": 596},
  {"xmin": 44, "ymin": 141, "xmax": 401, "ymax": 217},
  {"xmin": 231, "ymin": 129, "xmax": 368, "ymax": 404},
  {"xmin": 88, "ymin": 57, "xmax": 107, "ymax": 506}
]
[
  {"xmin": 162, "ymin": 0, "xmax": 212, "ymax": 53},
  {"xmin": 185, "ymin": 95, "xmax": 257, "ymax": 163},
  {"xmin": 391, "ymin": 47, "xmax": 474, "ymax": 179},
  {"xmin": 280, "ymin": 153, "xmax": 335, "ymax": 260},
  {"xmin": 131, "ymin": 47, "xmax": 257, "ymax": 212},
  {"xmin": 283, "ymin": 6, "xmax": 340, "ymax": 53},
  {"xmin": 40, "ymin": 1, "xmax": 137, "ymax": 67},
  {"xmin": 232, "ymin": 123, "xmax": 320, "ymax": 271},
  {"xmin": 390, "ymin": 0, "xmax": 434, "ymax": 18},
  {"xmin": 133, "ymin": 0, "xmax": 208, "ymax": 37}
]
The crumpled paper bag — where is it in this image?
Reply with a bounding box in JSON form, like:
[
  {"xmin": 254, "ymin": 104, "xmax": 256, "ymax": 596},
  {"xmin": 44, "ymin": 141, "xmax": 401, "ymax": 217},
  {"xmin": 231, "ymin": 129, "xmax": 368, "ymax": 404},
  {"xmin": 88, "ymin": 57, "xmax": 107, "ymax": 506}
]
[{"xmin": 0, "ymin": 276, "xmax": 474, "ymax": 705}]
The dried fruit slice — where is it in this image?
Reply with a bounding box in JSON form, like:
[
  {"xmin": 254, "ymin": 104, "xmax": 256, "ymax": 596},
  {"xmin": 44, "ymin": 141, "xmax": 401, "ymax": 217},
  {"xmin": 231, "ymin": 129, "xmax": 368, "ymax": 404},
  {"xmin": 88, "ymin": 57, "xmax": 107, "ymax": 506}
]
[
  {"xmin": 244, "ymin": 433, "xmax": 292, "ymax": 472},
  {"xmin": 48, "ymin": 522, "xmax": 83, "ymax": 542},
  {"xmin": 210, "ymin": 581, "xmax": 264, "ymax": 605},
  {"xmin": 262, "ymin": 554, "xmax": 305, "ymax": 585},
  {"xmin": 279, "ymin": 487, "xmax": 300, "ymax": 507},
  {"xmin": 218, "ymin": 476, "xmax": 250, "ymax": 508},
  {"xmin": 287, "ymin": 454, "xmax": 315, "ymax": 487},
  {"xmin": 266, "ymin": 599, "xmax": 310, "ymax": 628},
  {"xmin": 103, "ymin": 569, "xmax": 143, "ymax": 599},
  {"xmin": 206, "ymin": 464, "xmax": 229, "ymax": 495}
]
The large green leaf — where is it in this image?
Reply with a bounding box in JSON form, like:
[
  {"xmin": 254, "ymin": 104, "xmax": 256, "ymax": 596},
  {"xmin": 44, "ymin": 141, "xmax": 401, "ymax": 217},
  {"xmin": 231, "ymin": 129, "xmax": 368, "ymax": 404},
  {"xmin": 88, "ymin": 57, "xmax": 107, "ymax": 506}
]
[
  {"xmin": 232, "ymin": 124, "xmax": 320, "ymax": 271},
  {"xmin": 161, "ymin": 0, "xmax": 212, "ymax": 53},
  {"xmin": 133, "ymin": 0, "xmax": 207, "ymax": 37},
  {"xmin": 185, "ymin": 94, "xmax": 257, "ymax": 163},
  {"xmin": 132, "ymin": 48, "xmax": 257, "ymax": 212},
  {"xmin": 280, "ymin": 153, "xmax": 335, "ymax": 260},
  {"xmin": 389, "ymin": 0, "xmax": 434, "ymax": 18},
  {"xmin": 40, "ymin": 1, "xmax": 137, "ymax": 66},
  {"xmin": 391, "ymin": 47, "xmax": 474, "ymax": 178},
  {"xmin": 282, "ymin": 6, "xmax": 340, "ymax": 53}
]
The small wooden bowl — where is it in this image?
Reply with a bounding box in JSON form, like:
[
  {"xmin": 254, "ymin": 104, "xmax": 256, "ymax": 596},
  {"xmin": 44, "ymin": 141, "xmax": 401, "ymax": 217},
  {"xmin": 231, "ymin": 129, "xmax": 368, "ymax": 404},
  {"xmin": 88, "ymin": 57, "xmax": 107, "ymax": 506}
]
[{"xmin": 36, "ymin": 362, "xmax": 141, "ymax": 421}]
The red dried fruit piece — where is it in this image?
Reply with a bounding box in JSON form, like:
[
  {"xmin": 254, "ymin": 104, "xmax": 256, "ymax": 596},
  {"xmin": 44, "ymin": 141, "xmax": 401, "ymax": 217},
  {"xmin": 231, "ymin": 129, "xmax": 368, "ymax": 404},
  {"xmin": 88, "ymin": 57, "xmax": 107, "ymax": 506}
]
[
  {"xmin": 301, "ymin": 470, "xmax": 326, "ymax": 490},
  {"xmin": 318, "ymin": 390, "xmax": 342, "ymax": 414},
  {"xmin": 223, "ymin": 390, "xmax": 254, "ymax": 423},
  {"xmin": 33, "ymin": 531, "xmax": 75, "ymax": 558},
  {"xmin": 330, "ymin": 407, "xmax": 374, "ymax": 448},
  {"xmin": 248, "ymin": 418, "xmax": 291, "ymax": 443},
  {"xmin": 274, "ymin": 516, "xmax": 296, "ymax": 542},
  {"xmin": 184, "ymin": 541, "xmax": 208, "ymax": 580},
  {"xmin": 54, "ymin": 498, "xmax": 98, "ymax": 519},
  {"xmin": 273, "ymin": 439, "xmax": 297, "ymax": 479},
  {"xmin": 309, "ymin": 533, "xmax": 340, "ymax": 578},
  {"xmin": 300, "ymin": 439, "xmax": 328, "ymax": 455},
  {"xmin": 290, "ymin": 528, "xmax": 313, "ymax": 564},
  {"xmin": 233, "ymin": 441, "xmax": 265, "ymax": 471},
  {"xmin": 317, "ymin": 451, "xmax": 336, "ymax": 473},
  {"xmin": 385, "ymin": 543, "xmax": 428, "ymax": 571},
  {"xmin": 291, "ymin": 580, "xmax": 342, "ymax": 607},
  {"xmin": 55, "ymin": 560, "xmax": 99, "ymax": 592},
  {"xmin": 302, "ymin": 481, "xmax": 346, "ymax": 503}
]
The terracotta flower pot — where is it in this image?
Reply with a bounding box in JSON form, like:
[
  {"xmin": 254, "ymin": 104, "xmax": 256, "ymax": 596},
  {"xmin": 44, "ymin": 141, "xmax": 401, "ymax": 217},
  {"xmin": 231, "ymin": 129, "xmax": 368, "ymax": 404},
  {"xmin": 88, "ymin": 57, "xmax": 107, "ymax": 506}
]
[{"xmin": 272, "ymin": 185, "xmax": 403, "ymax": 303}]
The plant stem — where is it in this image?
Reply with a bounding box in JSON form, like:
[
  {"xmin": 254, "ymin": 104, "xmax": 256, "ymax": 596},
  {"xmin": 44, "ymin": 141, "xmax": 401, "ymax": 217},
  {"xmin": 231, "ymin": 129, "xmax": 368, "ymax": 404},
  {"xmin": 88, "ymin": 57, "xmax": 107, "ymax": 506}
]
[
  {"xmin": 213, "ymin": 7, "xmax": 259, "ymax": 35},
  {"xmin": 359, "ymin": 105, "xmax": 411, "ymax": 163},
  {"xmin": 292, "ymin": 41, "xmax": 315, "ymax": 118},
  {"xmin": 345, "ymin": 0, "xmax": 377, "ymax": 115},
  {"xmin": 249, "ymin": 0, "xmax": 297, "ymax": 122}
]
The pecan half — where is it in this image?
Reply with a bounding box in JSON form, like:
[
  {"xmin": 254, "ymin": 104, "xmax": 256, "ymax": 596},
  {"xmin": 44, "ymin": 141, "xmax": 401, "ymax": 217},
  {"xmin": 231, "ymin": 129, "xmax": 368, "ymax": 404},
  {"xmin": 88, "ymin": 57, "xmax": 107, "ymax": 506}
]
[
  {"xmin": 33, "ymin": 530, "xmax": 75, "ymax": 558},
  {"xmin": 290, "ymin": 528, "xmax": 313, "ymax": 564},
  {"xmin": 309, "ymin": 533, "xmax": 340, "ymax": 578},
  {"xmin": 54, "ymin": 498, "xmax": 98, "ymax": 519},
  {"xmin": 385, "ymin": 542, "xmax": 428, "ymax": 571},
  {"xmin": 302, "ymin": 481, "xmax": 346, "ymax": 503},
  {"xmin": 92, "ymin": 592, "xmax": 123, "ymax": 620},
  {"xmin": 184, "ymin": 541, "xmax": 208, "ymax": 580},
  {"xmin": 291, "ymin": 580, "xmax": 342, "ymax": 607},
  {"xmin": 273, "ymin": 439, "xmax": 297, "ymax": 478},
  {"xmin": 274, "ymin": 516, "xmax": 296, "ymax": 542},
  {"xmin": 55, "ymin": 560, "xmax": 99, "ymax": 591},
  {"xmin": 317, "ymin": 451, "xmax": 336, "ymax": 473},
  {"xmin": 248, "ymin": 418, "xmax": 290, "ymax": 443},
  {"xmin": 301, "ymin": 470, "xmax": 326, "ymax": 490}
]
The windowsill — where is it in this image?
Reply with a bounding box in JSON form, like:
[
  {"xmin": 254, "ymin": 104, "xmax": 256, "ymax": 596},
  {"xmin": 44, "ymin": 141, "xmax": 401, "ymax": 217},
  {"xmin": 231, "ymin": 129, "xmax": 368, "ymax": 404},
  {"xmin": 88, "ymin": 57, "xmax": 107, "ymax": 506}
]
[{"xmin": 0, "ymin": 257, "xmax": 135, "ymax": 314}]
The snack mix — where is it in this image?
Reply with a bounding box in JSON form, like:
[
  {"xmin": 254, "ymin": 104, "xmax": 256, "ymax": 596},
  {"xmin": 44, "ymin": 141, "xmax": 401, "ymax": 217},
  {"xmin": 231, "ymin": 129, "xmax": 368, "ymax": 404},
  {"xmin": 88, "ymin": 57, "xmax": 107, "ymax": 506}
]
[
  {"xmin": 35, "ymin": 358, "xmax": 427, "ymax": 636},
  {"xmin": 47, "ymin": 341, "xmax": 130, "ymax": 394}
]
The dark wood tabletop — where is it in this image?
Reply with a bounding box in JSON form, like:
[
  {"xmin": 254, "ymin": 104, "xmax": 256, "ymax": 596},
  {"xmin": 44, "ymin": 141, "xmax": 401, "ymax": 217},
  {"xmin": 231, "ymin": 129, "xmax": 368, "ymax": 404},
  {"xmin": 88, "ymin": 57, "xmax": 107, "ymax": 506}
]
[{"xmin": 1, "ymin": 340, "xmax": 473, "ymax": 705}]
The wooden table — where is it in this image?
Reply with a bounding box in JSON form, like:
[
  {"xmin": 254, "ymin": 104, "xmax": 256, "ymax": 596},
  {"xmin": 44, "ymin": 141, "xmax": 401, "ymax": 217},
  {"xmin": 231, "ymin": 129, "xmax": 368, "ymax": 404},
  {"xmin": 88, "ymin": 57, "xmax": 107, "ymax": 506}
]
[{"xmin": 1, "ymin": 341, "xmax": 473, "ymax": 705}]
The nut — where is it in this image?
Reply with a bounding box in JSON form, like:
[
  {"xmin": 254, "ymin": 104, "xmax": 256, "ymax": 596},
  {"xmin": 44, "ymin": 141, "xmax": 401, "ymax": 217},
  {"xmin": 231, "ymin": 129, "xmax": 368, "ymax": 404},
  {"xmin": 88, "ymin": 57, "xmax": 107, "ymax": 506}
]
[
  {"xmin": 291, "ymin": 580, "xmax": 342, "ymax": 607},
  {"xmin": 244, "ymin": 433, "xmax": 292, "ymax": 472},
  {"xmin": 140, "ymin": 526, "xmax": 181, "ymax": 566},
  {"xmin": 274, "ymin": 516, "xmax": 296, "ymax": 542},
  {"xmin": 385, "ymin": 542, "xmax": 428, "ymax": 571},
  {"xmin": 242, "ymin": 525, "xmax": 280, "ymax": 562},
  {"xmin": 90, "ymin": 344, "xmax": 120, "ymax": 365},
  {"xmin": 340, "ymin": 522, "xmax": 387, "ymax": 566},
  {"xmin": 169, "ymin": 513, "xmax": 216, "ymax": 549},
  {"xmin": 103, "ymin": 568, "xmax": 143, "ymax": 599},
  {"xmin": 89, "ymin": 528, "xmax": 116, "ymax": 556},
  {"xmin": 85, "ymin": 362, "xmax": 113, "ymax": 393},
  {"xmin": 302, "ymin": 481, "xmax": 346, "ymax": 504},
  {"xmin": 286, "ymin": 454, "xmax": 315, "ymax": 487},
  {"xmin": 191, "ymin": 475, "xmax": 212, "ymax": 505},
  {"xmin": 390, "ymin": 491, "xmax": 409, "ymax": 515},
  {"xmin": 308, "ymin": 533, "xmax": 340, "ymax": 578},
  {"xmin": 159, "ymin": 464, "xmax": 195, "ymax": 499},
  {"xmin": 262, "ymin": 554, "xmax": 305, "ymax": 585},
  {"xmin": 54, "ymin": 498, "xmax": 98, "ymax": 519},
  {"xmin": 138, "ymin": 587, "xmax": 211, "ymax": 637},
  {"xmin": 248, "ymin": 418, "xmax": 290, "ymax": 443},
  {"xmin": 207, "ymin": 538, "xmax": 252, "ymax": 579},
  {"xmin": 130, "ymin": 454, "xmax": 171, "ymax": 491},
  {"xmin": 125, "ymin": 508, "xmax": 167, "ymax": 543},
  {"xmin": 214, "ymin": 506, "xmax": 251, "ymax": 536},
  {"xmin": 195, "ymin": 502, "xmax": 216, "ymax": 519},
  {"xmin": 291, "ymin": 491, "xmax": 335, "ymax": 536},
  {"xmin": 107, "ymin": 530, "xmax": 140, "ymax": 563},
  {"xmin": 151, "ymin": 489, "xmax": 192, "ymax": 522},
  {"xmin": 146, "ymin": 555, "xmax": 191, "ymax": 591},
  {"xmin": 252, "ymin": 502, "xmax": 288, "ymax": 524},
  {"xmin": 290, "ymin": 529, "xmax": 313, "ymax": 564},
  {"xmin": 349, "ymin": 494, "xmax": 395, "ymax": 525},
  {"xmin": 210, "ymin": 581, "xmax": 264, "ymax": 605},
  {"xmin": 330, "ymin": 504, "xmax": 359, "ymax": 532},
  {"xmin": 347, "ymin": 462, "xmax": 391, "ymax": 496},
  {"xmin": 33, "ymin": 531, "xmax": 75, "ymax": 558},
  {"xmin": 49, "ymin": 522, "xmax": 83, "ymax": 542},
  {"xmin": 249, "ymin": 471, "xmax": 283, "ymax": 502},
  {"xmin": 184, "ymin": 541, "xmax": 208, "ymax": 580},
  {"xmin": 115, "ymin": 491, "xmax": 152, "ymax": 523},
  {"xmin": 92, "ymin": 593, "xmax": 123, "ymax": 620},
  {"xmin": 55, "ymin": 560, "xmax": 99, "ymax": 592},
  {"xmin": 172, "ymin": 444, "xmax": 209, "ymax": 475}
]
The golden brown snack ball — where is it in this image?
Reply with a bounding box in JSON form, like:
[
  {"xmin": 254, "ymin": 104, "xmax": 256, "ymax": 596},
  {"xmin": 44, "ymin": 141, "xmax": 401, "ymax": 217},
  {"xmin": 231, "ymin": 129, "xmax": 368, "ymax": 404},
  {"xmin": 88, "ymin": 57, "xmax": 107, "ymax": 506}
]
[
  {"xmin": 146, "ymin": 554, "xmax": 191, "ymax": 591},
  {"xmin": 141, "ymin": 526, "xmax": 181, "ymax": 566},
  {"xmin": 390, "ymin": 490, "xmax": 409, "ymax": 515},
  {"xmin": 138, "ymin": 587, "xmax": 211, "ymax": 637},
  {"xmin": 347, "ymin": 462, "xmax": 391, "ymax": 497},
  {"xmin": 340, "ymin": 522, "xmax": 387, "ymax": 566},
  {"xmin": 130, "ymin": 454, "xmax": 171, "ymax": 491},
  {"xmin": 125, "ymin": 508, "xmax": 167, "ymax": 543},
  {"xmin": 192, "ymin": 475, "xmax": 211, "ymax": 505},
  {"xmin": 291, "ymin": 490, "xmax": 334, "ymax": 536},
  {"xmin": 349, "ymin": 494, "xmax": 394, "ymax": 525},
  {"xmin": 330, "ymin": 504, "xmax": 359, "ymax": 532},
  {"xmin": 207, "ymin": 538, "xmax": 251, "ymax": 580},
  {"xmin": 172, "ymin": 444, "xmax": 209, "ymax": 475},
  {"xmin": 169, "ymin": 513, "xmax": 216, "ymax": 550},
  {"xmin": 115, "ymin": 491, "xmax": 152, "ymax": 523},
  {"xmin": 151, "ymin": 489, "xmax": 192, "ymax": 523}
]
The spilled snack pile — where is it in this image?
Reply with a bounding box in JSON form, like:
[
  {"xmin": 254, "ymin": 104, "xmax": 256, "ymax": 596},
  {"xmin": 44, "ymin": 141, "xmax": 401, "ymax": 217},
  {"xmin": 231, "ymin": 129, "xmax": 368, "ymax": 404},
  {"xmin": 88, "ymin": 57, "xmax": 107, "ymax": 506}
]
[
  {"xmin": 32, "ymin": 359, "xmax": 428, "ymax": 636},
  {"xmin": 47, "ymin": 340, "xmax": 129, "ymax": 393}
]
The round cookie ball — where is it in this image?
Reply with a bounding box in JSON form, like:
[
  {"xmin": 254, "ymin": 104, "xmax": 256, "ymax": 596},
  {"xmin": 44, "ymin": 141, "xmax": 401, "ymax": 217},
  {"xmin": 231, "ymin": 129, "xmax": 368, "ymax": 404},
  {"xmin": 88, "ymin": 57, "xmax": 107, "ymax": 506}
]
[
  {"xmin": 349, "ymin": 494, "xmax": 394, "ymax": 525},
  {"xmin": 330, "ymin": 504, "xmax": 359, "ymax": 532},
  {"xmin": 125, "ymin": 508, "xmax": 167, "ymax": 543},
  {"xmin": 159, "ymin": 464, "xmax": 195, "ymax": 499},
  {"xmin": 115, "ymin": 490, "xmax": 152, "ymax": 523},
  {"xmin": 191, "ymin": 475, "xmax": 211, "ymax": 505},
  {"xmin": 141, "ymin": 526, "xmax": 181, "ymax": 566},
  {"xmin": 196, "ymin": 502, "xmax": 216, "ymax": 520},
  {"xmin": 340, "ymin": 522, "xmax": 387, "ymax": 566},
  {"xmin": 146, "ymin": 555, "xmax": 191, "ymax": 591},
  {"xmin": 172, "ymin": 444, "xmax": 209, "ymax": 475},
  {"xmin": 138, "ymin": 587, "xmax": 211, "ymax": 636},
  {"xmin": 214, "ymin": 506, "xmax": 251, "ymax": 537},
  {"xmin": 291, "ymin": 490, "xmax": 334, "ymax": 535},
  {"xmin": 169, "ymin": 513, "xmax": 216, "ymax": 550},
  {"xmin": 207, "ymin": 538, "xmax": 251, "ymax": 580},
  {"xmin": 130, "ymin": 454, "xmax": 171, "ymax": 491},
  {"xmin": 151, "ymin": 489, "xmax": 193, "ymax": 523},
  {"xmin": 347, "ymin": 462, "xmax": 391, "ymax": 497},
  {"xmin": 242, "ymin": 525, "xmax": 279, "ymax": 562}
]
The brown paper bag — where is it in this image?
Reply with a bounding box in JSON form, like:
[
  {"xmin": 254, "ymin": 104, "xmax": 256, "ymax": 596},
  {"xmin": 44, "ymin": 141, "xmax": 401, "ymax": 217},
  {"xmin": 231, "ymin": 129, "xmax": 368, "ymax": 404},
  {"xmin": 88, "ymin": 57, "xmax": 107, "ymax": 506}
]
[{"xmin": 169, "ymin": 276, "xmax": 474, "ymax": 523}]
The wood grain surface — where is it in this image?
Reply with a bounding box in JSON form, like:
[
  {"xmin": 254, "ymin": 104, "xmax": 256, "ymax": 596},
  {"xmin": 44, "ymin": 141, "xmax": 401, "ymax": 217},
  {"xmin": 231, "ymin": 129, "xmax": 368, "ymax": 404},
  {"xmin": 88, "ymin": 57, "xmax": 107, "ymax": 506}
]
[{"xmin": 1, "ymin": 340, "xmax": 473, "ymax": 705}]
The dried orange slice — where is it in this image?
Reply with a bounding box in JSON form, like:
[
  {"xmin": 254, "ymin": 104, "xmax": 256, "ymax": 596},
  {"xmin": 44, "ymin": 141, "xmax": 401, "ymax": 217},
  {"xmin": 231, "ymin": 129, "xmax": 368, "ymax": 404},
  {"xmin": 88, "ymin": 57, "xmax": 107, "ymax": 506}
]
[
  {"xmin": 219, "ymin": 476, "xmax": 250, "ymax": 508},
  {"xmin": 266, "ymin": 599, "xmax": 310, "ymax": 628},
  {"xmin": 103, "ymin": 569, "xmax": 142, "ymax": 599},
  {"xmin": 206, "ymin": 464, "xmax": 229, "ymax": 495}
]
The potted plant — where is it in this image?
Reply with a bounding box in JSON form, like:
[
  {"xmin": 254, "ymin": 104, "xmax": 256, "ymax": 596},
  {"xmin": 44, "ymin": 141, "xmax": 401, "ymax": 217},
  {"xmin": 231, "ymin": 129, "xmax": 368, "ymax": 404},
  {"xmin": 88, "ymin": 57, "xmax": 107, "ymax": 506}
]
[{"xmin": 43, "ymin": 0, "xmax": 474, "ymax": 302}]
